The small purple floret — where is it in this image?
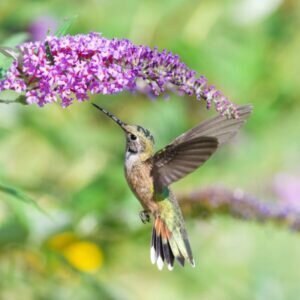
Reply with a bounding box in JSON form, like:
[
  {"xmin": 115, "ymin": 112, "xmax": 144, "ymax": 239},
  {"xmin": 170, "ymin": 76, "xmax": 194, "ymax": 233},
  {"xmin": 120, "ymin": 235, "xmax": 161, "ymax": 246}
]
[{"xmin": 0, "ymin": 32, "xmax": 239, "ymax": 117}]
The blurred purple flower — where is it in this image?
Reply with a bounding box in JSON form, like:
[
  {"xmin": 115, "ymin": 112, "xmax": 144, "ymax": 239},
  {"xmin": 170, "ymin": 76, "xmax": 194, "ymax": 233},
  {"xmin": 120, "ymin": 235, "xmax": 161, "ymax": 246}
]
[
  {"xmin": 0, "ymin": 32, "xmax": 239, "ymax": 117},
  {"xmin": 180, "ymin": 186, "xmax": 300, "ymax": 232},
  {"xmin": 28, "ymin": 16, "xmax": 58, "ymax": 41},
  {"xmin": 273, "ymin": 173, "xmax": 300, "ymax": 211}
]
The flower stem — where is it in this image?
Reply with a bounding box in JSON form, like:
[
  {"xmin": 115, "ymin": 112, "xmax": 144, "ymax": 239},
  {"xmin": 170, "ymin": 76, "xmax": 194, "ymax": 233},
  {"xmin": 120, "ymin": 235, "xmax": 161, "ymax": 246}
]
[{"xmin": 179, "ymin": 187, "xmax": 300, "ymax": 232}]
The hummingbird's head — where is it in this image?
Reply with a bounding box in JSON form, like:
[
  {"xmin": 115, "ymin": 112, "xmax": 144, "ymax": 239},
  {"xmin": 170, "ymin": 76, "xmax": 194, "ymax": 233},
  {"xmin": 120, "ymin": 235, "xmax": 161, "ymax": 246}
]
[{"xmin": 92, "ymin": 104, "xmax": 155, "ymax": 156}]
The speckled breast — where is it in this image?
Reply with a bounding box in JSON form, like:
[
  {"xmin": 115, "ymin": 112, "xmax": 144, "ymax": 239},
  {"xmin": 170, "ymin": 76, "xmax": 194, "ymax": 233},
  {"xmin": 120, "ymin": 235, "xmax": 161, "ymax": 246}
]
[{"xmin": 125, "ymin": 161, "xmax": 157, "ymax": 212}]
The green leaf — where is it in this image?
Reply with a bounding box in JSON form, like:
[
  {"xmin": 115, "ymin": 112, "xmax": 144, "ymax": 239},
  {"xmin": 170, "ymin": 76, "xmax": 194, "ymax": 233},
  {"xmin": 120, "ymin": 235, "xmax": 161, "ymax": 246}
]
[
  {"xmin": 55, "ymin": 15, "xmax": 78, "ymax": 37},
  {"xmin": 0, "ymin": 49, "xmax": 15, "ymax": 79},
  {"xmin": 1, "ymin": 32, "xmax": 29, "ymax": 47},
  {"xmin": 0, "ymin": 182, "xmax": 49, "ymax": 217},
  {"xmin": 0, "ymin": 91, "xmax": 27, "ymax": 104},
  {"xmin": 0, "ymin": 32, "xmax": 28, "ymax": 79},
  {"xmin": 0, "ymin": 47, "xmax": 20, "ymax": 60},
  {"xmin": 0, "ymin": 67, "xmax": 7, "ymax": 80}
]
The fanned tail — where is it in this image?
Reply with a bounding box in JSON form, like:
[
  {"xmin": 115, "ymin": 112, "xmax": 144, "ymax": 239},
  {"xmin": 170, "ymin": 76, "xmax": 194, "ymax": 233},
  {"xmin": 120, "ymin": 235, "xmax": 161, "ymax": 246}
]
[{"xmin": 150, "ymin": 204, "xmax": 195, "ymax": 271}]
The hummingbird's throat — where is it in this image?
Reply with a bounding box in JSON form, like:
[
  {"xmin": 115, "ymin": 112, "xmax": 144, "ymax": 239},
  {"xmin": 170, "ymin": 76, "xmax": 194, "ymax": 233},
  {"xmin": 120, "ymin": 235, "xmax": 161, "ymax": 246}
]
[{"xmin": 128, "ymin": 147, "xmax": 138, "ymax": 154}]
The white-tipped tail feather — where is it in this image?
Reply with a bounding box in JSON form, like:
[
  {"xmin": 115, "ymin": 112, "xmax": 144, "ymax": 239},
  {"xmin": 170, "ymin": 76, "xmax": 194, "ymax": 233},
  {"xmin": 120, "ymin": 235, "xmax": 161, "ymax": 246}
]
[
  {"xmin": 150, "ymin": 246, "xmax": 156, "ymax": 264},
  {"xmin": 157, "ymin": 256, "xmax": 164, "ymax": 271},
  {"xmin": 150, "ymin": 216, "xmax": 194, "ymax": 271},
  {"xmin": 191, "ymin": 259, "xmax": 196, "ymax": 268}
]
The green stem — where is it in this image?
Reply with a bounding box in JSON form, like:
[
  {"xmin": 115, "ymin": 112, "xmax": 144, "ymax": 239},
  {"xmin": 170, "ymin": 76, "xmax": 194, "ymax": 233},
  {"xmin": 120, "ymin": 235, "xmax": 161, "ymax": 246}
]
[
  {"xmin": 0, "ymin": 99, "xmax": 16, "ymax": 104},
  {"xmin": 0, "ymin": 95, "xmax": 27, "ymax": 104}
]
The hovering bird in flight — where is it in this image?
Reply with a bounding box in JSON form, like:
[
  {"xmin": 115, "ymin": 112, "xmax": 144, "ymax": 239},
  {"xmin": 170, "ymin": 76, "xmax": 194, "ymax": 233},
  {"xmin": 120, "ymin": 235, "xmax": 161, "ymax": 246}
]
[{"xmin": 92, "ymin": 103, "xmax": 252, "ymax": 270}]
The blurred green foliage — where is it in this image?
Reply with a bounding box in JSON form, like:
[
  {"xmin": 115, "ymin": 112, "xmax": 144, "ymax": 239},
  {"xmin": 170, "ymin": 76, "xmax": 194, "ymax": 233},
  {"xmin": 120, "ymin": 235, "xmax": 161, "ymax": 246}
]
[{"xmin": 0, "ymin": 0, "xmax": 300, "ymax": 299}]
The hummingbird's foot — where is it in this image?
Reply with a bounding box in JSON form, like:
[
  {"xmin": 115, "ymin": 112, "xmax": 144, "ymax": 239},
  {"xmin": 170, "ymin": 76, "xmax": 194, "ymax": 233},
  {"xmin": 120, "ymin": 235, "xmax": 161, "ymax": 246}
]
[{"xmin": 139, "ymin": 210, "xmax": 151, "ymax": 224}]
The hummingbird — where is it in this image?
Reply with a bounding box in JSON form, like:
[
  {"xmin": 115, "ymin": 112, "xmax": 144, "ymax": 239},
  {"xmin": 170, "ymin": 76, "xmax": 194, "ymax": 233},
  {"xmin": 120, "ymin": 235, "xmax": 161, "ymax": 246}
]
[{"xmin": 92, "ymin": 103, "xmax": 252, "ymax": 270}]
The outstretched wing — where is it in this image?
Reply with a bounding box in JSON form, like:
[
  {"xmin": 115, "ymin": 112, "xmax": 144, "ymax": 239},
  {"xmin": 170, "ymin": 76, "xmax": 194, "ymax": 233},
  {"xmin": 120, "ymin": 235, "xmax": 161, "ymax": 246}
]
[
  {"xmin": 173, "ymin": 104, "xmax": 252, "ymax": 146},
  {"xmin": 151, "ymin": 136, "xmax": 218, "ymax": 189},
  {"xmin": 151, "ymin": 104, "xmax": 252, "ymax": 189}
]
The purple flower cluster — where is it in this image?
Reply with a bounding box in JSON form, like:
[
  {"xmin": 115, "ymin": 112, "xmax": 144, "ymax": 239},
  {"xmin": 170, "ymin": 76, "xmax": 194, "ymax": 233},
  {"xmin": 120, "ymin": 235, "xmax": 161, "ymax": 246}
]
[
  {"xmin": 0, "ymin": 32, "xmax": 238, "ymax": 117},
  {"xmin": 180, "ymin": 187, "xmax": 300, "ymax": 232}
]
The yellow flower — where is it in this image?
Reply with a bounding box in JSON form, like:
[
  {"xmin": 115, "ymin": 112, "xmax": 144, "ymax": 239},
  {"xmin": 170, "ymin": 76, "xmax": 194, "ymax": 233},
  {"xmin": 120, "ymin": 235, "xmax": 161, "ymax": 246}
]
[
  {"xmin": 47, "ymin": 232, "xmax": 104, "ymax": 273},
  {"xmin": 63, "ymin": 241, "xmax": 103, "ymax": 273}
]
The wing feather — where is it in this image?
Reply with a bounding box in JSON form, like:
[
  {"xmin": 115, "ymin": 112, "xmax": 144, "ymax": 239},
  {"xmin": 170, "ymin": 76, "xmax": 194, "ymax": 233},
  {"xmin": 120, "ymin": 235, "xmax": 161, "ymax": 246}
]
[
  {"xmin": 173, "ymin": 104, "xmax": 252, "ymax": 146},
  {"xmin": 151, "ymin": 137, "xmax": 218, "ymax": 189},
  {"xmin": 150, "ymin": 105, "xmax": 252, "ymax": 189}
]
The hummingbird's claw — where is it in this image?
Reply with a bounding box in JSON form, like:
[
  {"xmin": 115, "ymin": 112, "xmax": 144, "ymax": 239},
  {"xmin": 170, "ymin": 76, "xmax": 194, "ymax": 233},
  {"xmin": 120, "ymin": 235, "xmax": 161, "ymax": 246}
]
[{"xmin": 139, "ymin": 210, "xmax": 151, "ymax": 224}]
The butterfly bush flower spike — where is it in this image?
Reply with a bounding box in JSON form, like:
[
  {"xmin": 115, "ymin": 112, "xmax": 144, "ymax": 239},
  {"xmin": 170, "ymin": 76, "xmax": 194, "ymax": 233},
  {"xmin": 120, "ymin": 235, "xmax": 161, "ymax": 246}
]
[{"xmin": 0, "ymin": 32, "xmax": 239, "ymax": 117}]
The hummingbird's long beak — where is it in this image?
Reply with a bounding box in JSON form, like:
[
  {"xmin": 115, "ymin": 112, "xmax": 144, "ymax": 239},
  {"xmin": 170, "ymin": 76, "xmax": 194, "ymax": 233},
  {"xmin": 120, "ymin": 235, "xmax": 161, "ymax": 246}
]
[{"xmin": 92, "ymin": 103, "xmax": 127, "ymax": 130}]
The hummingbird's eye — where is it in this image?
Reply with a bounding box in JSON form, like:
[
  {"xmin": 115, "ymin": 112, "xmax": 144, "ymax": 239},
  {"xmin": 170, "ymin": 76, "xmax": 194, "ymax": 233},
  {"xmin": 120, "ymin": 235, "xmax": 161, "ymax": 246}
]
[{"xmin": 130, "ymin": 134, "xmax": 137, "ymax": 141}]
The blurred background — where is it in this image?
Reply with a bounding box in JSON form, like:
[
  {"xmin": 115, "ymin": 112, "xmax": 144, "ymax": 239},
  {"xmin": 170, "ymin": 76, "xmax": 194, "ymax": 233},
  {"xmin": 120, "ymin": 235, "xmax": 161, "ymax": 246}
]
[{"xmin": 0, "ymin": 0, "xmax": 300, "ymax": 299}]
